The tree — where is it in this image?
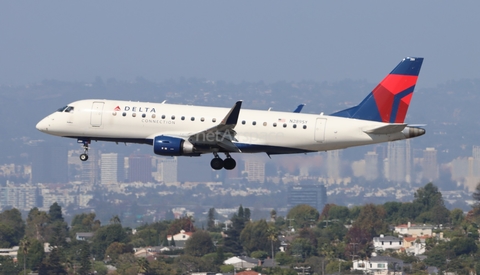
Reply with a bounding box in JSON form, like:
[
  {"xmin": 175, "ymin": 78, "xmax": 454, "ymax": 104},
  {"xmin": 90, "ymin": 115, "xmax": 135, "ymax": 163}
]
[
  {"xmin": 240, "ymin": 219, "xmax": 269, "ymax": 254},
  {"xmin": 48, "ymin": 202, "xmax": 64, "ymax": 222},
  {"xmin": 165, "ymin": 209, "xmax": 175, "ymax": 220},
  {"xmin": 207, "ymin": 208, "xmax": 216, "ymax": 231},
  {"xmin": 270, "ymin": 209, "xmax": 277, "ymax": 222},
  {"xmin": 413, "ymin": 182, "xmax": 450, "ymax": 224},
  {"xmin": 266, "ymin": 225, "xmax": 278, "ymax": 261},
  {"xmin": 25, "ymin": 208, "xmax": 50, "ymax": 241},
  {"xmin": 38, "ymin": 247, "xmax": 67, "ymax": 275},
  {"xmin": 109, "ymin": 215, "xmax": 121, "ymax": 225},
  {"xmin": 472, "ymin": 182, "xmax": 480, "ymax": 205},
  {"xmin": 90, "ymin": 224, "xmax": 129, "ymax": 260},
  {"xmin": 352, "ymin": 204, "xmax": 387, "ymax": 238},
  {"xmin": 0, "ymin": 255, "xmax": 21, "ymax": 274},
  {"xmin": 184, "ymin": 230, "xmax": 215, "ymax": 257},
  {"xmin": 78, "ymin": 242, "xmax": 92, "ymax": 275},
  {"xmin": 167, "ymin": 216, "xmax": 195, "ymax": 235},
  {"xmin": 0, "ymin": 208, "xmax": 25, "ymax": 246},
  {"xmin": 170, "ymin": 236, "xmax": 176, "ymax": 247},
  {"xmin": 17, "ymin": 238, "xmax": 44, "ymax": 272},
  {"xmin": 20, "ymin": 238, "xmax": 30, "ymax": 275},
  {"xmin": 287, "ymin": 204, "xmax": 319, "ymax": 228}
]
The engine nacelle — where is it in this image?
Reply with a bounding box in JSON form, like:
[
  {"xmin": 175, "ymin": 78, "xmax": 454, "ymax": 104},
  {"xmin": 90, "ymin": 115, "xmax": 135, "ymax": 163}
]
[{"xmin": 153, "ymin": 136, "xmax": 195, "ymax": 156}]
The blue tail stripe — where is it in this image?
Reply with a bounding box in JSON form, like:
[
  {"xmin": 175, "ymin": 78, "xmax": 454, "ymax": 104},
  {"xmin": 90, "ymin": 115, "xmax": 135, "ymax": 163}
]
[{"xmin": 389, "ymin": 86, "xmax": 415, "ymax": 123}]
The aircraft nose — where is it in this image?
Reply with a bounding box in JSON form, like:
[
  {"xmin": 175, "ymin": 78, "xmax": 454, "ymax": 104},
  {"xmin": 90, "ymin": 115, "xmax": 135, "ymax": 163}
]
[{"xmin": 36, "ymin": 117, "xmax": 50, "ymax": 132}]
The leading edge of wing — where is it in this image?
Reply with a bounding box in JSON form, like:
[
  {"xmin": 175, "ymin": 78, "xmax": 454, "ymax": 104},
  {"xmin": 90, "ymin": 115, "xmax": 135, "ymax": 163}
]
[{"xmin": 188, "ymin": 101, "xmax": 243, "ymax": 152}]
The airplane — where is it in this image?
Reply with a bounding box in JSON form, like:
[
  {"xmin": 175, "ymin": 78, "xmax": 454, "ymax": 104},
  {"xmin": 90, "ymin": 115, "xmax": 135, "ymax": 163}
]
[{"xmin": 36, "ymin": 57, "xmax": 425, "ymax": 170}]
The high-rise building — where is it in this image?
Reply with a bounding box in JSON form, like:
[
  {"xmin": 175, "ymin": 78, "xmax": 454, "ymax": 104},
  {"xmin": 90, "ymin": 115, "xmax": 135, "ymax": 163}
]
[
  {"xmin": 0, "ymin": 184, "xmax": 41, "ymax": 210},
  {"xmin": 128, "ymin": 154, "xmax": 153, "ymax": 183},
  {"xmin": 386, "ymin": 140, "xmax": 411, "ymax": 183},
  {"xmin": 326, "ymin": 150, "xmax": 341, "ymax": 179},
  {"xmin": 154, "ymin": 157, "xmax": 178, "ymax": 184},
  {"xmin": 422, "ymin": 148, "xmax": 438, "ymax": 182},
  {"xmin": 100, "ymin": 153, "xmax": 118, "ymax": 184},
  {"xmin": 287, "ymin": 183, "xmax": 327, "ymax": 212},
  {"xmin": 364, "ymin": 151, "xmax": 379, "ymax": 181},
  {"xmin": 244, "ymin": 159, "xmax": 265, "ymax": 183},
  {"xmin": 30, "ymin": 143, "xmax": 68, "ymax": 184},
  {"xmin": 81, "ymin": 149, "xmax": 98, "ymax": 185}
]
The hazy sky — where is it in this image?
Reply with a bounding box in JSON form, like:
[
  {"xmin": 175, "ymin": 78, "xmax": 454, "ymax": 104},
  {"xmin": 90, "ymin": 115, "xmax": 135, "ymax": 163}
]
[{"xmin": 1, "ymin": 1, "xmax": 479, "ymax": 87}]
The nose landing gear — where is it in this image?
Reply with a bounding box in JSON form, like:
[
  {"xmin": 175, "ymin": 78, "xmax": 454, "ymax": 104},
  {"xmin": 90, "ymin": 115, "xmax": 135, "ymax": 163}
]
[
  {"xmin": 210, "ymin": 152, "xmax": 236, "ymax": 170},
  {"xmin": 78, "ymin": 139, "xmax": 90, "ymax": 161}
]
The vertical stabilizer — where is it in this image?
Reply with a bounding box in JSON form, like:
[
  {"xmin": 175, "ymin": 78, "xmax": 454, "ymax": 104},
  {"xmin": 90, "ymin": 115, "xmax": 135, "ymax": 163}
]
[{"xmin": 330, "ymin": 57, "xmax": 423, "ymax": 123}]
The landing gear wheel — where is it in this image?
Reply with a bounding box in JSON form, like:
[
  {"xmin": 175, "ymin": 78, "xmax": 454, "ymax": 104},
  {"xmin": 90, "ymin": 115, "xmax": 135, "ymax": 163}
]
[
  {"xmin": 80, "ymin": 154, "xmax": 89, "ymax": 161},
  {"xmin": 210, "ymin": 158, "xmax": 224, "ymax": 170},
  {"xmin": 78, "ymin": 139, "xmax": 91, "ymax": 162},
  {"xmin": 223, "ymin": 158, "xmax": 236, "ymax": 170}
]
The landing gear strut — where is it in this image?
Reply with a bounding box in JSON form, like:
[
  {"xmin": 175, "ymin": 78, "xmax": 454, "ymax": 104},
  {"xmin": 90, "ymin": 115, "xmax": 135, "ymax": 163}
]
[
  {"xmin": 210, "ymin": 152, "xmax": 236, "ymax": 170},
  {"xmin": 78, "ymin": 139, "xmax": 90, "ymax": 161}
]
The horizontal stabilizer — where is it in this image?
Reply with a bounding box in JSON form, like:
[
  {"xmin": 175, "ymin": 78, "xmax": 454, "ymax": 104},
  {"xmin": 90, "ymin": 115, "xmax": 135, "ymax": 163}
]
[{"xmin": 363, "ymin": 124, "xmax": 406, "ymax": 134}]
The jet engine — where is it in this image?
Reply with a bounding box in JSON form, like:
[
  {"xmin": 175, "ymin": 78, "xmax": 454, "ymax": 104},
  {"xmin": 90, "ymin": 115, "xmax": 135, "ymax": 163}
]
[{"xmin": 153, "ymin": 136, "xmax": 195, "ymax": 156}]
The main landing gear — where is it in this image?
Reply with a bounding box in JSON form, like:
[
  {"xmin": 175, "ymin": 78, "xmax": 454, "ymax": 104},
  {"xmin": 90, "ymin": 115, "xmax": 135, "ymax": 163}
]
[
  {"xmin": 210, "ymin": 152, "xmax": 236, "ymax": 170},
  {"xmin": 78, "ymin": 139, "xmax": 90, "ymax": 161}
]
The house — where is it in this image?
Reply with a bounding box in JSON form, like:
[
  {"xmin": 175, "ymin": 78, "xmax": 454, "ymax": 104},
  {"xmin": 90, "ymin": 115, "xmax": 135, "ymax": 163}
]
[
  {"xmin": 402, "ymin": 235, "xmax": 429, "ymax": 255},
  {"xmin": 353, "ymin": 256, "xmax": 404, "ymax": 275},
  {"xmin": 394, "ymin": 222, "xmax": 433, "ymax": 237},
  {"xmin": 373, "ymin": 235, "xmax": 403, "ymax": 251},
  {"xmin": 166, "ymin": 229, "xmax": 193, "ymax": 249},
  {"xmin": 0, "ymin": 246, "xmax": 19, "ymax": 258},
  {"xmin": 224, "ymin": 256, "xmax": 260, "ymax": 269},
  {"xmin": 235, "ymin": 271, "xmax": 265, "ymax": 275},
  {"xmin": 75, "ymin": 232, "xmax": 94, "ymax": 241}
]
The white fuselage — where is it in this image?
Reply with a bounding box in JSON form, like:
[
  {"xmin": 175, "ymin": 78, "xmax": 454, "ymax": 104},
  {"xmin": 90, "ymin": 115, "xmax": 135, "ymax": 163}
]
[{"xmin": 36, "ymin": 99, "xmax": 412, "ymax": 155}]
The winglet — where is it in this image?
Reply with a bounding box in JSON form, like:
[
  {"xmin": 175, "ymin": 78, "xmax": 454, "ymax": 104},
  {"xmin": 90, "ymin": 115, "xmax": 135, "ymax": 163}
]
[
  {"xmin": 222, "ymin": 101, "xmax": 242, "ymax": 125},
  {"xmin": 293, "ymin": 104, "xmax": 305, "ymax": 113}
]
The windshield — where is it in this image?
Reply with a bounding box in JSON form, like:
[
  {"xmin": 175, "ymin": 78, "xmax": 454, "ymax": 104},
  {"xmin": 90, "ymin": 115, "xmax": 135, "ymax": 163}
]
[{"xmin": 56, "ymin": 106, "xmax": 74, "ymax": 112}]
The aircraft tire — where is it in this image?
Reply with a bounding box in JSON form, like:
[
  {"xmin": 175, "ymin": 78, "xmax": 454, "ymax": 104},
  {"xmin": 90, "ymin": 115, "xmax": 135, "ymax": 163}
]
[
  {"xmin": 210, "ymin": 158, "xmax": 224, "ymax": 170},
  {"xmin": 223, "ymin": 158, "xmax": 236, "ymax": 170},
  {"xmin": 80, "ymin": 154, "xmax": 89, "ymax": 161}
]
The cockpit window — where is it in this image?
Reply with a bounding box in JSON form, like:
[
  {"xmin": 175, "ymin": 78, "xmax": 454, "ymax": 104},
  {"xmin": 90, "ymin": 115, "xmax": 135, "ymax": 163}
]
[
  {"xmin": 57, "ymin": 106, "xmax": 68, "ymax": 112},
  {"xmin": 57, "ymin": 106, "xmax": 74, "ymax": 112}
]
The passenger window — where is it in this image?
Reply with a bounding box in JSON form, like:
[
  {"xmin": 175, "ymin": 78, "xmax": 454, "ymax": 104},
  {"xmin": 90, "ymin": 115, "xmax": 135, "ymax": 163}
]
[
  {"xmin": 181, "ymin": 116, "xmax": 185, "ymax": 120},
  {"xmin": 122, "ymin": 112, "xmax": 126, "ymax": 117},
  {"xmin": 303, "ymin": 125, "xmax": 307, "ymax": 129},
  {"xmin": 263, "ymin": 122, "xmax": 267, "ymax": 126},
  {"xmin": 142, "ymin": 114, "xmax": 146, "ymax": 118},
  {"xmin": 201, "ymin": 117, "xmax": 205, "ymax": 122},
  {"xmin": 293, "ymin": 124, "xmax": 297, "ymax": 128},
  {"xmin": 191, "ymin": 117, "xmax": 195, "ymax": 121},
  {"xmin": 273, "ymin": 123, "xmax": 277, "ymax": 127},
  {"xmin": 132, "ymin": 113, "xmax": 136, "ymax": 117},
  {"xmin": 161, "ymin": 115, "xmax": 166, "ymax": 119},
  {"xmin": 152, "ymin": 114, "xmax": 156, "ymax": 118},
  {"xmin": 283, "ymin": 124, "xmax": 287, "ymax": 128},
  {"xmin": 212, "ymin": 118, "xmax": 217, "ymax": 123},
  {"xmin": 171, "ymin": 115, "xmax": 175, "ymax": 120},
  {"xmin": 242, "ymin": 120, "xmax": 246, "ymax": 125},
  {"xmin": 252, "ymin": 121, "xmax": 256, "ymax": 126}
]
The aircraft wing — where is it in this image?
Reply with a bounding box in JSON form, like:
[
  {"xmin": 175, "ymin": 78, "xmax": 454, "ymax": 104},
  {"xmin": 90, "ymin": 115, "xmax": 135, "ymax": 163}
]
[
  {"xmin": 187, "ymin": 101, "xmax": 243, "ymax": 152},
  {"xmin": 363, "ymin": 123, "xmax": 407, "ymax": 134}
]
